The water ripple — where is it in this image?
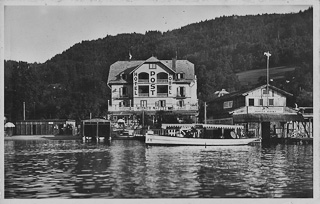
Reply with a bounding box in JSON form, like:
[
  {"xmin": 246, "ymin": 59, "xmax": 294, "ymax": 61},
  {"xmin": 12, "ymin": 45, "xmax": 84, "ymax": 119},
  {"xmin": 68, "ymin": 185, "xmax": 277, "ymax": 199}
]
[{"xmin": 4, "ymin": 140, "xmax": 313, "ymax": 198}]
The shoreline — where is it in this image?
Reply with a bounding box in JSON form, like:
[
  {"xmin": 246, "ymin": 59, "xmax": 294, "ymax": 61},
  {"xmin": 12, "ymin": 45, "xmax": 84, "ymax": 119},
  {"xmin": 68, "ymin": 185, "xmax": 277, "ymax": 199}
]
[{"xmin": 4, "ymin": 135, "xmax": 82, "ymax": 141}]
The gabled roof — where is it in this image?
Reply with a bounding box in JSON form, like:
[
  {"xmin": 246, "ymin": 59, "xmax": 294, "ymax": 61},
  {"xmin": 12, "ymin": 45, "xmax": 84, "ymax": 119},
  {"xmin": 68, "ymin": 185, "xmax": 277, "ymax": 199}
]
[
  {"xmin": 145, "ymin": 56, "xmax": 160, "ymax": 63},
  {"xmin": 242, "ymin": 84, "xmax": 293, "ymax": 97},
  {"xmin": 107, "ymin": 61, "xmax": 143, "ymax": 84},
  {"xmin": 209, "ymin": 84, "xmax": 293, "ymax": 103},
  {"xmin": 107, "ymin": 56, "xmax": 195, "ymax": 85}
]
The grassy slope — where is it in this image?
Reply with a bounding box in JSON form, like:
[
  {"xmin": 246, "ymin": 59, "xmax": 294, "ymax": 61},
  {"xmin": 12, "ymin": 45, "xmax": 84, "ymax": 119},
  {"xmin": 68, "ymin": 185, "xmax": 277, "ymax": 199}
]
[{"xmin": 236, "ymin": 66, "xmax": 297, "ymax": 86}]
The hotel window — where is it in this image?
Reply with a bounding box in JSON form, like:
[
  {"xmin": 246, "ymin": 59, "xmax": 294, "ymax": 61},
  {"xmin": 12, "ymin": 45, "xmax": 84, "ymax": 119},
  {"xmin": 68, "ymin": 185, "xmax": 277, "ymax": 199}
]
[
  {"xmin": 141, "ymin": 100, "xmax": 147, "ymax": 108},
  {"xmin": 149, "ymin": 64, "xmax": 156, "ymax": 69},
  {"xmin": 177, "ymin": 86, "xmax": 186, "ymax": 97},
  {"xmin": 269, "ymin": 99, "xmax": 274, "ymax": 106},
  {"xmin": 259, "ymin": 99, "xmax": 263, "ymax": 106},
  {"xmin": 249, "ymin": 98, "xmax": 254, "ymax": 106},
  {"xmin": 178, "ymin": 100, "xmax": 184, "ymax": 107},
  {"xmin": 159, "ymin": 100, "xmax": 166, "ymax": 107},
  {"xmin": 223, "ymin": 101, "xmax": 233, "ymax": 109},
  {"xmin": 120, "ymin": 87, "xmax": 128, "ymax": 97},
  {"xmin": 157, "ymin": 85, "xmax": 168, "ymax": 97},
  {"xmin": 138, "ymin": 86, "xmax": 149, "ymax": 96}
]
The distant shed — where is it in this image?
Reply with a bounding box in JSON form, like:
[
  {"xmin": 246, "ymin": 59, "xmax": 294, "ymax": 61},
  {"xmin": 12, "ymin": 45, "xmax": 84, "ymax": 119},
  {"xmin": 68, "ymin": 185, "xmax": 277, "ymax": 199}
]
[{"xmin": 14, "ymin": 119, "xmax": 75, "ymax": 135}]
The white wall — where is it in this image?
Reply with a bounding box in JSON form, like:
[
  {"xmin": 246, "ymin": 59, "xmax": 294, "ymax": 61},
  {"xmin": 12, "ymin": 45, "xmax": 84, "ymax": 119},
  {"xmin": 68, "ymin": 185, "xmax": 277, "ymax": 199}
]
[{"xmin": 245, "ymin": 88, "xmax": 286, "ymax": 106}]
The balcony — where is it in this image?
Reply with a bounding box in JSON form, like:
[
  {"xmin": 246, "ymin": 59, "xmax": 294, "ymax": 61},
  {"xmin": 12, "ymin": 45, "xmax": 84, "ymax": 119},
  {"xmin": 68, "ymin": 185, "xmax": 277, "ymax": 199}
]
[
  {"xmin": 108, "ymin": 104, "xmax": 198, "ymax": 112},
  {"xmin": 116, "ymin": 94, "xmax": 129, "ymax": 99},
  {"xmin": 176, "ymin": 94, "xmax": 186, "ymax": 99}
]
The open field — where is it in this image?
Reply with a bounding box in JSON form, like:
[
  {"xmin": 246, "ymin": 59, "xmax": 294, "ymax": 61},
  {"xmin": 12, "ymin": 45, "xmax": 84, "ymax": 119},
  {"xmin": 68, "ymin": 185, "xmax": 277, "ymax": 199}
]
[{"xmin": 236, "ymin": 66, "xmax": 297, "ymax": 86}]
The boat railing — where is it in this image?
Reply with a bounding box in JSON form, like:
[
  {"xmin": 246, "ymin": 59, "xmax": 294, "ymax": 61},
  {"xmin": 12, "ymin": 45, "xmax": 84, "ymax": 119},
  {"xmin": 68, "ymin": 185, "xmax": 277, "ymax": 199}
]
[{"xmin": 133, "ymin": 128, "xmax": 170, "ymax": 136}]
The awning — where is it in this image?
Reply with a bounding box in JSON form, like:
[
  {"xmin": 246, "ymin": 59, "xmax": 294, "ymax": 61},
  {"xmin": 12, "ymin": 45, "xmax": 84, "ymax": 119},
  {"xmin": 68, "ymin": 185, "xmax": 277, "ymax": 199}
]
[
  {"xmin": 233, "ymin": 113, "xmax": 304, "ymax": 123},
  {"xmin": 5, "ymin": 122, "xmax": 15, "ymax": 128},
  {"xmin": 162, "ymin": 123, "xmax": 243, "ymax": 129}
]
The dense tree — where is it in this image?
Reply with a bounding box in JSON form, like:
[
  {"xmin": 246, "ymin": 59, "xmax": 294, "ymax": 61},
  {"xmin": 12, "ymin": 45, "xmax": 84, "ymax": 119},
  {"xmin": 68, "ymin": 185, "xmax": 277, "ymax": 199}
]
[{"xmin": 4, "ymin": 7, "xmax": 313, "ymax": 122}]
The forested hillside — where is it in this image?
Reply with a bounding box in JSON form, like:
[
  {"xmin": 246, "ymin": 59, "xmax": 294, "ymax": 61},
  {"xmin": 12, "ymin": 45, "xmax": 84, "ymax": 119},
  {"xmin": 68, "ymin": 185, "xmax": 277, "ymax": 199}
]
[{"xmin": 4, "ymin": 7, "xmax": 313, "ymax": 121}]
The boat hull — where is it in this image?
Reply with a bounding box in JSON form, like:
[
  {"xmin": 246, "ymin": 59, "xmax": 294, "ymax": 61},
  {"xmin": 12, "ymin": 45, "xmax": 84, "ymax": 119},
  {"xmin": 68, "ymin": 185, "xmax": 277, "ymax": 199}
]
[{"xmin": 145, "ymin": 134, "xmax": 259, "ymax": 146}]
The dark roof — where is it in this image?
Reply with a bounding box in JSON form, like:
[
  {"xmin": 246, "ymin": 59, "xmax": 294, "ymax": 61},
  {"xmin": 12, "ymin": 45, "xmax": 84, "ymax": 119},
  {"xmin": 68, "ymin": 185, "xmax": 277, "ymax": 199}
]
[
  {"xmin": 233, "ymin": 113, "xmax": 304, "ymax": 122},
  {"xmin": 209, "ymin": 84, "xmax": 293, "ymax": 103},
  {"xmin": 107, "ymin": 56, "xmax": 195, "ymax": 85}
]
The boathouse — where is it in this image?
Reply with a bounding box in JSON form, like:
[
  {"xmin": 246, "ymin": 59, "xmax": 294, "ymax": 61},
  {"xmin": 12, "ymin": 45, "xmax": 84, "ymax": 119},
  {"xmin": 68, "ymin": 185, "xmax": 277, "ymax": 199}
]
[
  {"xmin": 81, "ymin": 118, "xmax": 111, "ymax": 141},
  {"xmin": 14, "ymin": 119, "xmax": 76, "ymax": 135},
  {"xmin": 207, "ymin": 84, "xmax": 306, "ymax": 141}
]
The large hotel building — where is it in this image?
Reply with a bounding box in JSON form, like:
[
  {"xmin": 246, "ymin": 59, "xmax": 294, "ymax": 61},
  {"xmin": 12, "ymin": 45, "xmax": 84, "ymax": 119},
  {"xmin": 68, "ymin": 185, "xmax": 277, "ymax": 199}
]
[{"xmin": 107, "ymin": 56, "xmax": 198, "ymax": 125}]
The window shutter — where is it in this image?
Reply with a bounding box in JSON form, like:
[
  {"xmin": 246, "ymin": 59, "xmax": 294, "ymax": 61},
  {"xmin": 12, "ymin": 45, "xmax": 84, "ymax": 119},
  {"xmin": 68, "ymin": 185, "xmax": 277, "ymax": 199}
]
[
  {"xmin": 177, "ymin": 87, "xmax": 180, "ymax": 96},
  {"xmin": 183, "ymin": 87, "xmax": 186, "ymax": 96}
]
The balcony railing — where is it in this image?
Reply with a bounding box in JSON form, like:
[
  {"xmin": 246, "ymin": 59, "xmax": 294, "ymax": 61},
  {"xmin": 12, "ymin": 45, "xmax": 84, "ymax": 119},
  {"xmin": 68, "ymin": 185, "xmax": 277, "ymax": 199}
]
[
  {"xmin": 176, "ymin": 94, "xmax": 186, "ymax": 98},
  {"xmin": 157, "ymin": 79, "xmax": 168, "ymax": 83},
  {"xmin": 157, "ymin": 93, "xmax": 168, "ymax": 97},
  {"xmin": 138, "ymin": 93, "xmax": 149, "ymax": 97},
  {"xmin": 138, "ymin": 79, "xmax": 149, "ymax": 83}
]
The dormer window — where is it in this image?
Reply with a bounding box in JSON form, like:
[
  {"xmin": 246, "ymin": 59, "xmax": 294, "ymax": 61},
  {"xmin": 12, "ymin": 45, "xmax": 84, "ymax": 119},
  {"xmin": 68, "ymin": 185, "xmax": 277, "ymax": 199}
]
[
  {"xmin": 177, "ymin": 73, "xmax": 184, "ymax": 80},
  {"xmin": 121, "ymin": 73, "xmax": 127, "ymax": 80},
  {"xmin": 149, "ymin": 64, "xmax": 156, "ymax": 69}
]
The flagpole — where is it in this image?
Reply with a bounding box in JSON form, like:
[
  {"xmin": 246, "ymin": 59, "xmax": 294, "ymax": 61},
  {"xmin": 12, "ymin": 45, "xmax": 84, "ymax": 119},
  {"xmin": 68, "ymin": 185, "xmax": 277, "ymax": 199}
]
[{"xmin": 264, "ymin": 51, "xmax": 271, "ymax": 107}]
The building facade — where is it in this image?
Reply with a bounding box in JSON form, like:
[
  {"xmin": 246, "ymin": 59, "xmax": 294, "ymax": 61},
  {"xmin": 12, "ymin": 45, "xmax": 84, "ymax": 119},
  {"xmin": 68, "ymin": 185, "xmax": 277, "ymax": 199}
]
[
  {"xmin": 207, "ymin": 84, "xmax": 308, "ymax": 140},
  {"xmin": 107, "ymin": 56, "xmax": 198, "ymax": 125}
]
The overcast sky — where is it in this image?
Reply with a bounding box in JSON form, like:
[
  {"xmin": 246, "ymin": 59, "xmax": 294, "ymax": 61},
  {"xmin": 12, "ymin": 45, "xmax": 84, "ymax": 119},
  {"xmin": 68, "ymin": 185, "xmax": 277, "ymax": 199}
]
[{"xmin": 3, "ymin": 1, "xmax": 312, "ymax": 63}]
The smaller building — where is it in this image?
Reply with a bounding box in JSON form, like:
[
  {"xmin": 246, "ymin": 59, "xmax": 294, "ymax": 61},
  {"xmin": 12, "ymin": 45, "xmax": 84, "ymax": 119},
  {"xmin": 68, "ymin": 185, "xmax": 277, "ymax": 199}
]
[
  {"xmin": 207, "ymin": 84, "xmax": 307, "ymax": 140},
  {"xmin": 14, "ymin": 119, "xmax": 76, "ymax": 135}
]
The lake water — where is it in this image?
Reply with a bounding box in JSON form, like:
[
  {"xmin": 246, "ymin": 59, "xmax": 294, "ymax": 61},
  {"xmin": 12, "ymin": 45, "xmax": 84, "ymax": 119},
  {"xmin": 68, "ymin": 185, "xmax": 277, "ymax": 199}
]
[{"xmin": 4, "ymin": 139, "xmax": 313, "ymax": 198}]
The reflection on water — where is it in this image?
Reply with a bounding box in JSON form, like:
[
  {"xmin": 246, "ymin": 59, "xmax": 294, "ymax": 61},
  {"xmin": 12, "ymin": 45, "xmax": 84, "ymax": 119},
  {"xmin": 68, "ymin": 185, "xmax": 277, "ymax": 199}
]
[{"xmin": 4, "ymin": 139, "xmax": 313, "ymax": 198}]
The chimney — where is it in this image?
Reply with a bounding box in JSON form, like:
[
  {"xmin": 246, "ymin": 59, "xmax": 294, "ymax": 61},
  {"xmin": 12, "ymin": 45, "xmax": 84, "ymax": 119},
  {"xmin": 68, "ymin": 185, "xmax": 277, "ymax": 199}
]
[{"xmin": 172, "ymin": 58, "xmax": 176, "ymax": 71}]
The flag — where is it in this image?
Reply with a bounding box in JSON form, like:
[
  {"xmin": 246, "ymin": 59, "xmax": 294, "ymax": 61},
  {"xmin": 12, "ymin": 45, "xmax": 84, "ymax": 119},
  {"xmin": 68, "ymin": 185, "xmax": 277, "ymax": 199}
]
[{"xmin": 264, "ymin": 51, "xmax": 271, "ymax": 57}]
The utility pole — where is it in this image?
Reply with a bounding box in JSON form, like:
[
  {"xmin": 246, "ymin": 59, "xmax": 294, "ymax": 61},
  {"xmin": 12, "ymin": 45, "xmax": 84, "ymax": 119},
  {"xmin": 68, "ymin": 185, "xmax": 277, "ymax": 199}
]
[
  {"xmin": 23, "ymin": 102, "xmax": 26, "ymax": 120},
  {"xmin": 204, "ymin": 102, "xmax": 207, "ymax": 124}
]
